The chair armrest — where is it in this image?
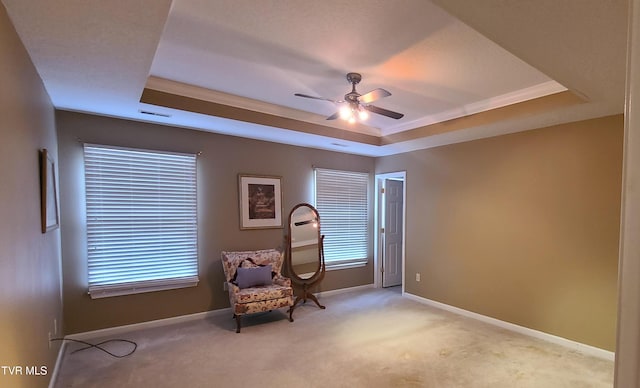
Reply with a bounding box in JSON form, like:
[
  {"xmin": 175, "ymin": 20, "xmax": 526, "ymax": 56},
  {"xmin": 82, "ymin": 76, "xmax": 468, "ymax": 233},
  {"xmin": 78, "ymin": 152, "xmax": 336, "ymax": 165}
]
[
  {"xmin": 227, "ymin": 282, "xmax": 240, "ymax": 294},
  {"xmin": 273, "ymin": 274, "xmax": 291, "ymax": 287},
  {"xmin": 226, "ymin": 282, "xmax": 240, "ymax": 305}
]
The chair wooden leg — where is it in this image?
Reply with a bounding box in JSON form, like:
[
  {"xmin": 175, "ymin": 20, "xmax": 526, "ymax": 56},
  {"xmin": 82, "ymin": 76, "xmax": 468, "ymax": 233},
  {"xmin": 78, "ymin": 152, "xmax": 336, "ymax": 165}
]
[
  {"xmin": 288, "ymin": 307, "xmax": 294, "ymax": 322},
  {"xmin": 234, "ymin": 314, "xmax": 241, "ymax": 333}
]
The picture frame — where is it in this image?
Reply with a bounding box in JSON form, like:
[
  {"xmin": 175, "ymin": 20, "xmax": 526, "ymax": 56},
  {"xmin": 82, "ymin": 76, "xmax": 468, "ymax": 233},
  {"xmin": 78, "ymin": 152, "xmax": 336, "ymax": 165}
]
[
  {"xmin": 40, "ymin": 148, "xmax": 59, "ymax": 233},
  {"xmin": 238, "ymin": 174, "xmax": 283, "ymax": 230}
]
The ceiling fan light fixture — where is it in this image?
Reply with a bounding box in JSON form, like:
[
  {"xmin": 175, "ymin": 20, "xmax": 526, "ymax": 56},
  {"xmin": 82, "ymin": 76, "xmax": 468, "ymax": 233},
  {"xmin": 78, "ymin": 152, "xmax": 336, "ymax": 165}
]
[
  {"xmin": 338, "ymin": 102, "xmax": 368, "ymax": 124},
  {"xmin": 339, "ymin": 105, "xmax": 352, "ymax": 120}
]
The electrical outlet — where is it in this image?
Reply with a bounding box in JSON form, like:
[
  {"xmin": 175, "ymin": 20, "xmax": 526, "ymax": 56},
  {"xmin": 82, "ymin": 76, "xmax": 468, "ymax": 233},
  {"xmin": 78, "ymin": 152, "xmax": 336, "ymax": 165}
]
[{"xmin": 416, "ymin": 273, "xmax": 421, "ymax": 282}]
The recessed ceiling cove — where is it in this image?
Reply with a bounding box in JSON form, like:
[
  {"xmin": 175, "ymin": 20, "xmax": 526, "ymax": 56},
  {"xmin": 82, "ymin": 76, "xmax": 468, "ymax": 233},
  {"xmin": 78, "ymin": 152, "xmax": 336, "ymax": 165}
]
[
  {"xmin": 4, "ymin": 0, "xmax": 625, "ymax": 156},
  {"xmin": 149, "ymin": 0, "xmax": 566, "ymax": 137}
]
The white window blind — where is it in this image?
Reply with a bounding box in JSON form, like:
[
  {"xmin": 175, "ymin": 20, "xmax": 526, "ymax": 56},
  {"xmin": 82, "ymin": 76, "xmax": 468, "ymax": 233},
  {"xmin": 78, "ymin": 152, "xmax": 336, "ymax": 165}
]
[
  {"xmin": 83, "ymin": 144, "xmax": 198, "ymax": 298},
  {"xmin": 314, "ymin": 168, "xmax": 369, "ymax": 268}
]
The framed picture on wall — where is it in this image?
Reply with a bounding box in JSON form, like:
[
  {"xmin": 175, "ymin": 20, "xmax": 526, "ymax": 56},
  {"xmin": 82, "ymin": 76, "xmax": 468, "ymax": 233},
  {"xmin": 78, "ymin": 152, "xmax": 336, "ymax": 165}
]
[
  {"xmin": 238, "ymin": 174, "xmax": 283, "ymax": 230},
  {"xmin": 40, "ymin": 148, "xmax": 59, "ymax": 233}
]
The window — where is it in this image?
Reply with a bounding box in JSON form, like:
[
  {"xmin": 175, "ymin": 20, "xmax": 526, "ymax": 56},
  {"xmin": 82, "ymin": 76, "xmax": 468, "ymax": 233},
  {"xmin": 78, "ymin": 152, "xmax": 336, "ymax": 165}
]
[
  {"xmin": 83, "ymin": 144, "xmax": 198, "ymax": 298},
  {"xmin": 314, "ymin": 168, "xmax": 369, "ymax": 269}
]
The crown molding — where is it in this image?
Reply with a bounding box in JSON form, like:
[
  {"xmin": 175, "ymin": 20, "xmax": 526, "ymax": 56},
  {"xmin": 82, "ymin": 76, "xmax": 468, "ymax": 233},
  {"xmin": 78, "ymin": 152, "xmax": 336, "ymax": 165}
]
[{"xmin": 383, "ymin": 81, "xmax": 568, "ymax": 136}]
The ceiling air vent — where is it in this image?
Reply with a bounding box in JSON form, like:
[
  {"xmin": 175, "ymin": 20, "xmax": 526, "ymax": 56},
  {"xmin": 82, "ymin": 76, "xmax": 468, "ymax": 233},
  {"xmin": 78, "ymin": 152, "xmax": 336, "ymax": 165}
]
[{"xmin": 139, "ymin": 110, "xmax": 171, "ymax": 118}]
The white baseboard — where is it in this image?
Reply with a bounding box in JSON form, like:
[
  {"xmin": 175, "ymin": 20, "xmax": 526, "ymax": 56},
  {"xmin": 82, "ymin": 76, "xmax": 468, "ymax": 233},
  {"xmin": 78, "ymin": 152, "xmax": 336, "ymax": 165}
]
[
  {"xmin": 66, "ymin": 307, "xmax": 232, "ymax": 341},
  {"xmin": 47, "ymin": 340, "xmax": 67, "ymax": 388},
  {"xmin": 65, "ymin": 284, "xmax": 375, "ymax": 341},
  {"xmin": 403, "ymin": 292, "xmax": 615, "ymax": 361},
  {"xmin": 317, "ymin": 283, "xmax": 374, "ymax": 298}
]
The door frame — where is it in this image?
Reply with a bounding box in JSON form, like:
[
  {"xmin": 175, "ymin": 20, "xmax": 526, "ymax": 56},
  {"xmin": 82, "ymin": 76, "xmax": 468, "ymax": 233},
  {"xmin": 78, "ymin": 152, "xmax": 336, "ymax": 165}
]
[{"xmin": 373, "ymin": 171, "xmax": 407, "ymax": 292}]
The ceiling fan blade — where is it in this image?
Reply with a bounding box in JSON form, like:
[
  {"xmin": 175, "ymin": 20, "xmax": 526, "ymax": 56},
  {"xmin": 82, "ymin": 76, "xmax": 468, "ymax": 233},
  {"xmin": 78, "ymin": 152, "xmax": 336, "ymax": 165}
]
[
  {"xmin": 364, "ymin": 105, "xmax": 404, "ymax": 120},
  {"xmin": 326, "ymin": 112, "xmax": 339, "ymax": 120},
  {"xmin": 294, "ymin": 93, "xmax": 337, "ymax": 103},
  {"xmin": 358, "ymin": 88, "xmax": 391, "ymax": 104}
]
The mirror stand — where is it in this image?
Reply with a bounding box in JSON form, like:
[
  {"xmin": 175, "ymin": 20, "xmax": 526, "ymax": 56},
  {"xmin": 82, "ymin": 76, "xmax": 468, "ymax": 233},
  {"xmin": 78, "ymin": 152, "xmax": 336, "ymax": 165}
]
[
  {"xmin": 291, "ymin": 235, "xmax": 326, "ymax": 310},
  {"xmin": 286, "ymin": 203, "xmax": 327, "ymax": 315}
]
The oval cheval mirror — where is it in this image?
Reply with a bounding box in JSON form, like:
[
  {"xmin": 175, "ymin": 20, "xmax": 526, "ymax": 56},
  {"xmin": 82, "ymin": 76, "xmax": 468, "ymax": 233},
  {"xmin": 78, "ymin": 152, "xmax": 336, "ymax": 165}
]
[{"xmin": 286, "ymin": 203, "xmax": 326, "ymax": 311}]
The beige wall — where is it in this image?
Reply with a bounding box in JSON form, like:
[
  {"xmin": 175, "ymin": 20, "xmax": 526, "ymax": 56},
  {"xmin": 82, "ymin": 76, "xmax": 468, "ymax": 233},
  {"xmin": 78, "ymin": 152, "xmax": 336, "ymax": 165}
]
[
  {"xmin": 376, "ymin": 115, "xmax": 623, "ymax": 351},
  {"xmin": 58, "ymin": 111, "xmax": 622, "ymax": 348},
  {"xmin": 0, "ymin": 5, "xmax": 63, "ymax": 388},
  {"xmin": 57, "ymin": 111, "xmax": 374, "ymax": 334}
]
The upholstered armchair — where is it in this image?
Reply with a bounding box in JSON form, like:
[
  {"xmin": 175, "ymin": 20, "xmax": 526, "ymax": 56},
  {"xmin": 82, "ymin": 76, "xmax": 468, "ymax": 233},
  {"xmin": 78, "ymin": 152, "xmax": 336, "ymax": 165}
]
[{"xmin": 221, "ymin": 249, "xmax": 294, "ymax": 333}]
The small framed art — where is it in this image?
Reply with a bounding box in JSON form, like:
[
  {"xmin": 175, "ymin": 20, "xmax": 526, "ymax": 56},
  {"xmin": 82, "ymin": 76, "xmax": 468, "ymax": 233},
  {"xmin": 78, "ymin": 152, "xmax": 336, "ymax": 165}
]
[{"xmin": 40, "ymin": 148, "xmax": 59, "ymax": 233}]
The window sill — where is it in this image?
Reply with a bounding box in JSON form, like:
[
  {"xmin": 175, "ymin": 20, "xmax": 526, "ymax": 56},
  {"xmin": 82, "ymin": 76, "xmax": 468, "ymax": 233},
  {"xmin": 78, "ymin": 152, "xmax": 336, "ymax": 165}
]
[
  {"xmin": 326, "ymin": 260, "xmax": 368, "ymax": 271},
  {"xmin": 88, "ymin": 277, "xmax": 199, "ymax": 299}
]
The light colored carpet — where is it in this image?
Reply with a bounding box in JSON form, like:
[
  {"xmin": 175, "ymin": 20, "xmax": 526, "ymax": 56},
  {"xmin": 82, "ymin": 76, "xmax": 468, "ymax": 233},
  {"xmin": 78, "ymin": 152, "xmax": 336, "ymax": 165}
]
[{"xmin": 54, "ymin": 287, "xmax": 613, "ymax": 387}]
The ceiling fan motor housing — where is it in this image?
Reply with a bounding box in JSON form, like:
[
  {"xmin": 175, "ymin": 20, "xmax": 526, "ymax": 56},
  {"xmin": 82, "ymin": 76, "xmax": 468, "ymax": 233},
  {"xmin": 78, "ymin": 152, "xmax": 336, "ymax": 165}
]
[
  {"xmin": 345, "ymin": 73, "xmax": 362, "ymax": 102},
  {"xmin": 346, "ymin": 72, "xmax": 362, "ymax": 85}
]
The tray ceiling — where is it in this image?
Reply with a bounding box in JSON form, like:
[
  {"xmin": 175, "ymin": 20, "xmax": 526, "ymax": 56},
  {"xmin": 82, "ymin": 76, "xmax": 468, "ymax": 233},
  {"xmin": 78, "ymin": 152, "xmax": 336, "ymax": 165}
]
[{"xmin": 2, "ymin": 0, "xmax": 628, "ymax": 156}]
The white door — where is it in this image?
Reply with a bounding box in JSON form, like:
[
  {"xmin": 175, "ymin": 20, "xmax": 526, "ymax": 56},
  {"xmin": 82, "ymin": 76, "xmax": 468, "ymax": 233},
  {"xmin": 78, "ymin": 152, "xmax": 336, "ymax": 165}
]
[{"xmin": 383, "ymin": 179, "xmax": 404, "ymax": 287}]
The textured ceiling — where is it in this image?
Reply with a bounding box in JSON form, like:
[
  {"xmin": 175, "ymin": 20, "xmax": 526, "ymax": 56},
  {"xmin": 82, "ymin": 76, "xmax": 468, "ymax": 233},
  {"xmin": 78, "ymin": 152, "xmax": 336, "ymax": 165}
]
[{"xmin": 2, "ymin": 0, "xmax": 629, "ymax": 156}]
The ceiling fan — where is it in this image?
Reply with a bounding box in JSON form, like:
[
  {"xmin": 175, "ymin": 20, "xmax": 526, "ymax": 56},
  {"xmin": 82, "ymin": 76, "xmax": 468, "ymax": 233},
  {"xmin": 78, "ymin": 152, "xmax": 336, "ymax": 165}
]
[{"xmin": 295, "ymin": 72, "xmax": 404, "ymax": 123}]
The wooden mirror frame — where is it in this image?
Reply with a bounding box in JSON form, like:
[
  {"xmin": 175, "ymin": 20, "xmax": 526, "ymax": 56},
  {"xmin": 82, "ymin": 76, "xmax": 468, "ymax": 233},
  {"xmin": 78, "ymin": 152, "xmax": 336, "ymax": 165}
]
[{"xmin": 286, "ymin": 203, "xmax": 326, "ymax": 311}]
